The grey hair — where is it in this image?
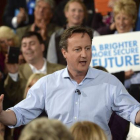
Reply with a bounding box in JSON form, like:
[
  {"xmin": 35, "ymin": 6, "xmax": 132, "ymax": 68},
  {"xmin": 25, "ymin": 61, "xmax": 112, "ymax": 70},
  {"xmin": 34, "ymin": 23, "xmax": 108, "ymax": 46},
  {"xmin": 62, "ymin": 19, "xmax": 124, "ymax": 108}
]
[{"xmin": 36, "ymin": 0, "xmax": 55, "ymax": 10}]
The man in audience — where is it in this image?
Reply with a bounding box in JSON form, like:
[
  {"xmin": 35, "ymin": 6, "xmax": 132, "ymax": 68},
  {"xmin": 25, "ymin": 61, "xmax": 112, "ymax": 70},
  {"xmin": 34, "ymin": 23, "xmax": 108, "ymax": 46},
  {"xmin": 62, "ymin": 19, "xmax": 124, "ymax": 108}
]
[
  {"xmin": 16, "ymin": 0, "xmax": 60, "ymax": 56},
  {"xmin": 3, "ymin": 0, "xmax": 35, "ymax": 29},
  {"xmin": 4, "ymin": 31, "xmax": 65, "ymax": 105},
  {"xmin": 0, "ymin": 26, "xmax": 139, "ymax": 140}
]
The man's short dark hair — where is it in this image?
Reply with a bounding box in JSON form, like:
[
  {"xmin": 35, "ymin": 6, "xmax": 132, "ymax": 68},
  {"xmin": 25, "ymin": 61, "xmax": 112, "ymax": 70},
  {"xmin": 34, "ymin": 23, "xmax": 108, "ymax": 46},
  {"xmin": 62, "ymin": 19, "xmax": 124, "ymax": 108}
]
[
  {"xmin": 21, "ymin": 31, "xmax": 44, "ymax": 44},
  {"xmin": 59, "ymin": 26, "xmax": 93, "ymax": 51}
]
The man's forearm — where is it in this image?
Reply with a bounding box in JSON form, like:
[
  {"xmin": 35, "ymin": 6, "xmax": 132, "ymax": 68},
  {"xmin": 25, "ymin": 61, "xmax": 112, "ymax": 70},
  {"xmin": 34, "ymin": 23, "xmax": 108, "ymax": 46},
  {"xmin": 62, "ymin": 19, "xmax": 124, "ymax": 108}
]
[
  {"xmin": 135, "ymin": 110, "xmax": 140, "ymax": 125},
  {"xmin": 0, "ymin": 110, "xmax": 17, "ymax": 126}
]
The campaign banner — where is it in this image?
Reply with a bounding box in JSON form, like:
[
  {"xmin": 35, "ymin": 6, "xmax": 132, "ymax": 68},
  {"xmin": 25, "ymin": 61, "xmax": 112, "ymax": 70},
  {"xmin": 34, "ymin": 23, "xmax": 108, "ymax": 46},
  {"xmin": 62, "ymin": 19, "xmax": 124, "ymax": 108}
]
[{"xmin": 91, "ymin": 31, "xmax": 140, "ymax": 73}]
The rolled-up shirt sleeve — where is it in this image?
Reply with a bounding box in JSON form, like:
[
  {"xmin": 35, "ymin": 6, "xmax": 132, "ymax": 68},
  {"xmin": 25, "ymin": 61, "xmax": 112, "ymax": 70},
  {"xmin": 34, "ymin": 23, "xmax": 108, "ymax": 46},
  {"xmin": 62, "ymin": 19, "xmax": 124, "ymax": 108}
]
[
  {"xmin": 110, "ymin": 76, "xmax": 140, "ymax": 126},
  {"xmin": 8, "ymin": 78, "xmax": 46, "ymax": 128}
]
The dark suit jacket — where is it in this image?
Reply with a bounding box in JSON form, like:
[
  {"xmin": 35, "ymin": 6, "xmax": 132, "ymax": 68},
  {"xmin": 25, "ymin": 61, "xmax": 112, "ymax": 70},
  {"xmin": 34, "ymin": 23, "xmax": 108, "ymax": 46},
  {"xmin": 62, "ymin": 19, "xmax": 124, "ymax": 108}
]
[
  {"xmin": 4, "ymin": 61, "xmax": 65, "ymax": 105},
  {"xmin": 3, "ymin": 0, "xmax": 34, "ymax": 28}
]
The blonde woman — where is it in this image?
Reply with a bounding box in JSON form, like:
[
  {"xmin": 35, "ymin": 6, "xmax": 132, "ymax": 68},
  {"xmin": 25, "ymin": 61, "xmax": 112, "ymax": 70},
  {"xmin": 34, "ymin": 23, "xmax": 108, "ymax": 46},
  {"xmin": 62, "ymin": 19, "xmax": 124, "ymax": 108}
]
[
  {"xmin": 70, "ymin": 121, "xmax": 107, "ymax": 140},
  {"xmin": 24, "ymin": 73, "xmax": 46, "ymax": 98},
  {"xmin": 19, "ymin": 118, "xmax": 74, "ymax": 140},
  {"xmin": 0, "ymin": 26, "xmax": 20, "ymax": 72},
  {"xmin": 113, "ymin": 0, "xmax": 137, "ymax": 34}
]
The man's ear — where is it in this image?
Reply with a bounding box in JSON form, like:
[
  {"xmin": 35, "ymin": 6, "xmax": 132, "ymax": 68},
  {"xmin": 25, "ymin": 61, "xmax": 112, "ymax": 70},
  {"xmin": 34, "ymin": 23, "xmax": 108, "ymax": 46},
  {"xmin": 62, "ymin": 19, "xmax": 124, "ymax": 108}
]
[{"xmin": 61, "ymin": 48, "xmax": 67, "ymax": 59}]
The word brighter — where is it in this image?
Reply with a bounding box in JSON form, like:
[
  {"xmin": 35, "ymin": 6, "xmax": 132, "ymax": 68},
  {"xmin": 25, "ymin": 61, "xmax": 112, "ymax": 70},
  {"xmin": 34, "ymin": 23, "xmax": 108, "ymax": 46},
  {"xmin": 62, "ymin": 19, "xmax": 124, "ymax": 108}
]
[{"xmin": 99, "ymin": 40, "xmax": 137, "ymax": 50}]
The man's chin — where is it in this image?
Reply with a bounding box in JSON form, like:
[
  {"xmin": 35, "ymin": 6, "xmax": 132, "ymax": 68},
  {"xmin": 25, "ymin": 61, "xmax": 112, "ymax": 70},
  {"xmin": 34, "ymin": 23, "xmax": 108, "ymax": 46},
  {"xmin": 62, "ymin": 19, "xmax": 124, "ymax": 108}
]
[{"xmin": 77, "ymin": 68, "xmax": 88, "ymax": 73}]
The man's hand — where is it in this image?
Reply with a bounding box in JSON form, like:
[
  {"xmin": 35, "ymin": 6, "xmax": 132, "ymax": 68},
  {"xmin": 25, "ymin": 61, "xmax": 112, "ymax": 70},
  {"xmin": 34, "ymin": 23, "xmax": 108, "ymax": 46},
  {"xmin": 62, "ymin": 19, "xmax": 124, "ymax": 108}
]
[
  {"xmin": 17, "ymin": 8, "xmax": 27, "ymax": 25},
  {"xmin": 110, "ymin": 22, "xmax": 116, "ymax": 30},
  {"xmin": 5, "ymin": 54, "xmax": 19, "ymax": 74},
  {"xmin": 125, "ymin": 70, "xmax": 134, "ymax": 80},
  {"xmin": 30, "ymin": 20, "xmax": 47, "ymax": 40},
  {"xmin": 18, "ymin": 54, "xmax": 25, "ymax": 65},
  {"xmin": 0, "ymin": 94, "xmax": 17, "ymax": 126}
]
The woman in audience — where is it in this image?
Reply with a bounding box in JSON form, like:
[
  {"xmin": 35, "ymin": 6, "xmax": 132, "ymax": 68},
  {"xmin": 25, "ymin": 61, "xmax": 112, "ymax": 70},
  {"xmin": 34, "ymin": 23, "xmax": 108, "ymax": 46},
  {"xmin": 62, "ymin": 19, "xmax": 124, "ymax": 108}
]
[
  {"xmin": 47, "ymin": 0, "xmax": 99, "ymax": 65},
  {"xmin": 0, "ymin": 26, "xmax": 23, "ymax": 110},
  {"xmin": 19, "ymin": 118, "xmax": 74, "ymax": 140},
  {"xmin": 0, "ymin": 26, "xmax": 20, "ymax": 73},
  {"xmin": 113, "ymin": 0, "xmax": 137, "ymax": 34},
  {"xmin": 92, "ymin": 0, "xmax": 137, "ymax": 35},
  {"xmin": 23, "ymin": 73, "xmax": 45, "ymax": 98},
  {"xmin": 70, "ymin": 121, "xmax": 107, "ymax": 140}
]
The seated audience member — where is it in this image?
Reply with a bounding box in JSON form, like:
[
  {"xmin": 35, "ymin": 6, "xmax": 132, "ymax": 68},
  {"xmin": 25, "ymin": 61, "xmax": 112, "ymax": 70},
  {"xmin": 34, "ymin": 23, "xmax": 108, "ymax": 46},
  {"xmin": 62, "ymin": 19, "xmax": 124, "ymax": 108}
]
[
  {"xmin": 24, "ymin": 73, "xmax": 45, "ymax": 98},
  {"xmin": 47, "ymin": 0, "xmax": 99, "ymax": 65},
  {"xmin": 0, "ymin": 26, "xmax": 20, "ymax": 73},
  {"xmin": 51, "ymin": 0, "xmax": 95, "ymax": 27},
  {"xmin": 70, "ymin": 121, "xmax": 107, "ymax": 140},
  {"xmin": 0, "ymin": 26, "xmax": 22, "ymax": 109},
  {"xmin": 16, "ymin": 0, "xmax": 60, "ymax": 57},
  {"xmin": 94, "ymin": 0, "xmax": 137, "ymax": 85},
  {"xmin": 13, "ymin": 73, "xmax": 46, "ymax": 140},
  {"xmin": 4, "ymin": 31, "xmax": 65, "ymax": 105},
  {"xmin": 113, "ymin": 0, "xmax": 137, "ymax": 34},
  {"xmin": 92, "ymin": 0, "xmax": 137, "ymax": 35},
  {"xmin": 19, "ymin": 118, "xmax": 74, "ymax": 140},
  {"xmin": 3, "ymin": 0, "xmax": 35, "ymax": 29}
]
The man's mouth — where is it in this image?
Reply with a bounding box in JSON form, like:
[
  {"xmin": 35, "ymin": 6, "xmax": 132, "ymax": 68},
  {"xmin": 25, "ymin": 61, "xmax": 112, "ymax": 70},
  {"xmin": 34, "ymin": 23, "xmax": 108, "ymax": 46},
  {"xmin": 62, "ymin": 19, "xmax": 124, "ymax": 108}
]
[{"xmin": 79, "ymin": 61, "xmax": 87, "ymax": 65}]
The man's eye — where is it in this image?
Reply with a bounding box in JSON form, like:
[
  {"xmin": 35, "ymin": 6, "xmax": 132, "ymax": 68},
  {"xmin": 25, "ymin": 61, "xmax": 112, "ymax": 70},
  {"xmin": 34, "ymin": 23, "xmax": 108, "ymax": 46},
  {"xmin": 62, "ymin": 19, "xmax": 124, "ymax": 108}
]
[
  {"xmin": 21, "ymin": 45, "xmax": 26, "ymax": 48},
  {"xmin": 75, "ymin": 49, "xmax": 80, "ymax": 52},
  {"xmin": 86, "ymin": 47, "xmax": 90, "ymax": 50},
  {"xmin": 30, "ymin": 42, "xmax": 35, "ymax": 45}
]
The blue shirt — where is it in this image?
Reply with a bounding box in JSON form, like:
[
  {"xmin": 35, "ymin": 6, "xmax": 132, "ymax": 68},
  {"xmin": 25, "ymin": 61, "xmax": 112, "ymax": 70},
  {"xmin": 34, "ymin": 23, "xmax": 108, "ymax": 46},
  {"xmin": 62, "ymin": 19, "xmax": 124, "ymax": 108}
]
[{"xmin": 9, "ymin": 67, "xmax": 140, "ymax": 140}]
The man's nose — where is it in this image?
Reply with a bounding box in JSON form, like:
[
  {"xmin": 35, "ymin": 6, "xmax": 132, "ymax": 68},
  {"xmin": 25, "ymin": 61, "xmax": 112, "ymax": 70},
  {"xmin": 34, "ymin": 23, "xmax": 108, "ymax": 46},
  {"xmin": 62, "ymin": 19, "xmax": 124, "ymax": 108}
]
[
  {"xmin": 26, "ymin": 44, "xmax": 31, "ymax": 49},
  {"xmin": 81, "ymin": 50, "xmax": 87, "ymax": 57}
]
